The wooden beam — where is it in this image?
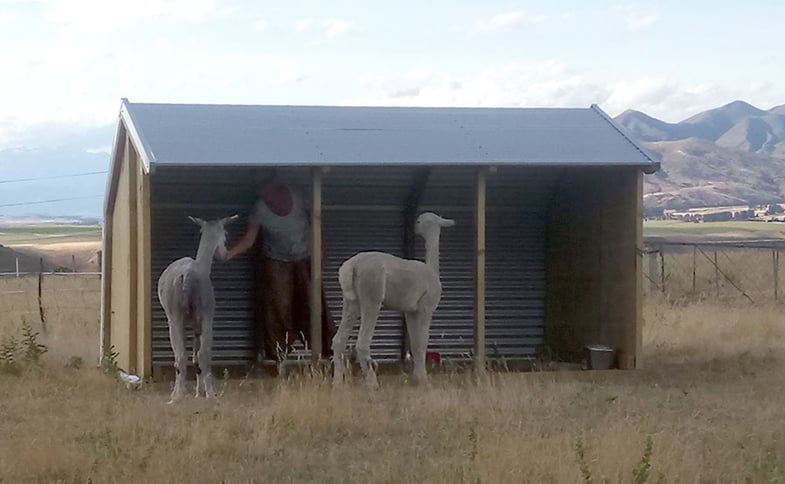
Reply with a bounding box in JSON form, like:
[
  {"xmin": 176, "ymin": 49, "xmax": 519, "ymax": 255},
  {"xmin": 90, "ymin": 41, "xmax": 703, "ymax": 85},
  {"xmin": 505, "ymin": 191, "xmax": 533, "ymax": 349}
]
[
  {"xmin": 474, "ymin": 166, "xmax": 487, "ymax": 372},
  {"xmin": 127, "ymin": 135, "xmax": 139, "ymax": 375},
  {"xmin": 138, "ymin": 164, "xmax": 152, "ymax": 379},
  {"xmin": 99, "ymin": 210, "xmax": 114, "ymax": 366},
  {"xmin": 310, "ymin": 167, "xmax": 323, "ymax": 364},
  {"xmin": 401, "ymin": 167, "xmax": 431, "ymax": 360},
  {"xmin": 99, "ymin": 130, "xmax": 125, "ymax": 367},
  {"xmin": 632, "ymin": 168, "xmax": 644, "ymax": 369}
]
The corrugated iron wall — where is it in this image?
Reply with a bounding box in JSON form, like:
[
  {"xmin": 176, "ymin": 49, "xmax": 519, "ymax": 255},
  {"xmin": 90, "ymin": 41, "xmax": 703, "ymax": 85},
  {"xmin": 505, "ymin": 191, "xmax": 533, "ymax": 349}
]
[
  {"xmin": 148, "ymin": 165, "xmax": 558, "ymax": 367},
  {"xmin": 485, "ymin": 167, "xmax": 560, "ymax": 359},
  {"xmin": 150, "ymin": 166, "xmax": 260, "ymax": 366}
]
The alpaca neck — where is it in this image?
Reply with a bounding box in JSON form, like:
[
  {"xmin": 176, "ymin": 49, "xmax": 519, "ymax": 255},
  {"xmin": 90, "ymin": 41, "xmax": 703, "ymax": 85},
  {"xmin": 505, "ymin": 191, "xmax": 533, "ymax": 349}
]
[
  {"xmin": 195, "ymin": 237, "xmax": 217, "ymax": 275},
  {"xmin": 424, "ymin": 232, "xmax": 441, "ymax": 275}
]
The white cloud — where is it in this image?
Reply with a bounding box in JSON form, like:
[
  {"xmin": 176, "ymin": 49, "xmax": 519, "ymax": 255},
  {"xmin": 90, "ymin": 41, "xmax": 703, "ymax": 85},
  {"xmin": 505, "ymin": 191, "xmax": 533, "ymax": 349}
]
[
  {"xmin": 277, "ymin": 67, "xmax": 308, "ymax": 83},
  {"xmin": 347, "ymin": 62, "xmax": 604, "ymax": 109},
  {"xmin": 346, "ymin": 63, "xmax": 779, "ymax": 124},
  {"xmin": 254, "ymin": 17, "xmax": 269, "ymax": 32},
  {"xmin": 292, "ymin": 17, "xmax": 357, "ymax": 39},
  {"xmin": 614, "ymin": 4, "xmax": 659, "ymax": 32},
  {"xmin": 468, "ymin": 10, "xmax": 545, "ymax": 33},
  {"xmin": 45, "ymin": 0, "xmax": 224, "ymax": 36}
]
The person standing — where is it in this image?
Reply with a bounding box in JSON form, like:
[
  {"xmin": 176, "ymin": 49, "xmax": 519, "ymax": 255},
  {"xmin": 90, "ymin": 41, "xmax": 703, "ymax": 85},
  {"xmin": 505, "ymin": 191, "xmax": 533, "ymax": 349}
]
[{"xmin": 226, "ymin": 170, "xmax": 335, "ymax": 362}]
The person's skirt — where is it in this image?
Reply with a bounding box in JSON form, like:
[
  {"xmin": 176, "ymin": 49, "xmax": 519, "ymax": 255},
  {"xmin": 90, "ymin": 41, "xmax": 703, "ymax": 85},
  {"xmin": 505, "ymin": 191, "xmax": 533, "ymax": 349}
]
[{"xmin": 255, "ymin": 255, "xmax": 336, "ymax": 360}]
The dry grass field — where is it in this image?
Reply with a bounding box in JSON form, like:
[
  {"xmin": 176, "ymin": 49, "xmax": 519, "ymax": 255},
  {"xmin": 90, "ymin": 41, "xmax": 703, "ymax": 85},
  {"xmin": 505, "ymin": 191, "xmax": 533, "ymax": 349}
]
[{"xmin": 3, "ymin": 276, "xmax": 785, "ymax": 482}]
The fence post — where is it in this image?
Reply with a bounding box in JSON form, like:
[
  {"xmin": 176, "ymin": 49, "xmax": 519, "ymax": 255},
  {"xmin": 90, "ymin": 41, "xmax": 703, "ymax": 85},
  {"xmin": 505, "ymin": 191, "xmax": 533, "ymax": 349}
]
[
  {"xmin": 775, "ymin": 249, "xmax": 779, "ymax": 302},
  {"xmin": 660, "ymin": 251, "xmax": 665, "ymax": 294},
  {"xmin": 71, "ymin": 254, "xmax": 77, "ymax": 273},
  {"xmin": 714, "ymin": 251, "xmax": 719, "ymax": 300},
  {"xmin": 38, "ymin": 257, "xmax": 47, "ymax": 333},
  {"xmin": 692, "ymin": 245, "xmax": 697, "ymax": 296},
  {"xmin": 15, "ymin": 257, "xmax": 19, "ymax": 278}
]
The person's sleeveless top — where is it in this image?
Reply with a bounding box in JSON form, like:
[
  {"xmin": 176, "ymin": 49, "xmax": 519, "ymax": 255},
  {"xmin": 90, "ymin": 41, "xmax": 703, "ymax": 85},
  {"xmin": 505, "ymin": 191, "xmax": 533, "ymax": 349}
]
[{"xmin": 250, "ymin": 189, "xmax": 311, "ymax": 262}]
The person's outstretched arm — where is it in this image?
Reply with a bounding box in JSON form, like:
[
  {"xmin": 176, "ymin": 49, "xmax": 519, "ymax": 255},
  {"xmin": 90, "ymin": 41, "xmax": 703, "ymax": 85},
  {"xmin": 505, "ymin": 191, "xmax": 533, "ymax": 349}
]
[{"xmin": 226, "ymin": 221, "xmax": 260, "ymax": 260}]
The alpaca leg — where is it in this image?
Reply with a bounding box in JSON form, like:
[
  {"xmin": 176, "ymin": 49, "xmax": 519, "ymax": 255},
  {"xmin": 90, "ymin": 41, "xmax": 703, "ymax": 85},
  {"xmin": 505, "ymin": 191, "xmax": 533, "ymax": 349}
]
[
  {"xmin": 197, "ymin": 320, "xmax": 216, "ymax": 398},
  {"xmin": 193, "ymin": 330, "xmax": 202, "ymax": 397},
  {"xmin": 331, "ymin": 298, "xmax": 359, "ymax": 385},
  {"xmin": 168, "ymin": 320, "xmax": 188, "ymax": 403},
  {"xmin": 406, "ymin": 311, "xmax": 432, "ymax": 386},
  {"xmin": 356, "ymin": 304, "xmax": 381, "ymax": 388}
]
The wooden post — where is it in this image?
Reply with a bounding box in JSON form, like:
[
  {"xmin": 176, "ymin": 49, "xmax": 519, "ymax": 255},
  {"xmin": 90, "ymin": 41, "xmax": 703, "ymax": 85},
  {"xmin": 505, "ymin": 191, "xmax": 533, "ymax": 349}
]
[
  {"xmin": 474, "ymin": 166, "xmax": 487, "ymax": 373},
  {"xmin": 127, "ymin": 135, "xmax": 139, "ymax": 375},
  {"xmin": 659, "ymin": 251, "xmax": 665, "ymax": 294},
  {"xmin": 71, "ymin": 254, "xmax": 77, "ymax": 273},
  {"xmin": 714, "ymin": 251, "xmax": 719, "ymax": 300},
  {"xmin": 692, "ymin": 245, "xmax": 697, "ymax": 296},
  {"xmin": 310, "ymin": 167, "xmax": 323, "ymax": 364},
  {"xmin": 38, "ymin": 257, "xmax": 47, "ymax": 333},
  {"xmin": 138, "ymin": 163, "xmax": 152, "ymax": 379},
  {"xmin": 774, "ymin": 249, "xmax": 779, "ymax": 302},
  {"xmin": 15, "ymin": 257, "xmax": 19, "ymax": 278},
  {"xmin": 100, "ymin": 213, "xmax": 114, "ymax": 367}
]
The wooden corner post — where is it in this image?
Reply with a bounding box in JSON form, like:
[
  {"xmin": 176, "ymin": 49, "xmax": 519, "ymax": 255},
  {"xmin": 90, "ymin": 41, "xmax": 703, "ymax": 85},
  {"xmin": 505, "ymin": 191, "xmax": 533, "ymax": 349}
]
[
  {"xmin": 138, "ymin": 160, "xmax": 152, "ymax": 379},
  {"xmin": 474, "ymin": 166, "xmax": 487, "ymax": 372},
  {"xmin": 127, "ymin": 135, "xmax": 139, "ymax": 375},
  {"xmin": 310, "ymin": 167, "xmax": 324, "ymax": 364}
]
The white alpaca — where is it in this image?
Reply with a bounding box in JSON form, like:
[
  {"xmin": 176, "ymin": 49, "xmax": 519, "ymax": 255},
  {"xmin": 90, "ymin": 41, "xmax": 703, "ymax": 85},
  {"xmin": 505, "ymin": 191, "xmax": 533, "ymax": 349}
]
[
  {"xmin": 157, "ymin": 214, "xmax": 238, "ymax": 403},
  {"xmin": 332, "ymin": 212, "xmax": 455, "ymax": 387}
]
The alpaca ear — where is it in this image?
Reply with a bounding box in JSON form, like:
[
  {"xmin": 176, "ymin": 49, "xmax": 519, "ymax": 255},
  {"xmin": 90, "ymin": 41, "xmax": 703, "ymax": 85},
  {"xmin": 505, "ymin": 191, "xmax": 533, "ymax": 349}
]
[
  {"xmin": 222, "ymin": 214, "xmax": 240, "ymax": 225},
  {"xmin": 188, "ymin": 216, "xmax": 205, "ymax": 227},
  {"xmin": 440, "ymin": 217, "xmax": 455, "ymax": 227}
]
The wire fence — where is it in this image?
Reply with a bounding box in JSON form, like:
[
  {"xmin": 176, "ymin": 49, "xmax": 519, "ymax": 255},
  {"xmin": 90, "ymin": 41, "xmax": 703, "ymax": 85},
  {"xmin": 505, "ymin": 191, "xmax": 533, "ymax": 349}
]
[
  {"xmin": 5, "ymin": 242, "xmax": 785, "ymax": 310},
  {"xmin": 643, "ymin": 240, "xmax": 785, "ymax": 304}
]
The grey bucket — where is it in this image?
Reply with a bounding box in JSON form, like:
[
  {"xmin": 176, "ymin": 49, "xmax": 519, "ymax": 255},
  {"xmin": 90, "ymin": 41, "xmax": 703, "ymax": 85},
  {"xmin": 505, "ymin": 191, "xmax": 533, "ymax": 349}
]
[{"xmin": 585, "ymin": 345, "xmax": 616, "ymax": 370}]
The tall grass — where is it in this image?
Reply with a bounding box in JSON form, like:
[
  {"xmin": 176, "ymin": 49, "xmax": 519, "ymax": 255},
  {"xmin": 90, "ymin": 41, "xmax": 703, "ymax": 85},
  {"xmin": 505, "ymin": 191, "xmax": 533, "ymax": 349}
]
[{"xmin": 2, "ymin": 276, "xmax": 785, "ymax": 482}]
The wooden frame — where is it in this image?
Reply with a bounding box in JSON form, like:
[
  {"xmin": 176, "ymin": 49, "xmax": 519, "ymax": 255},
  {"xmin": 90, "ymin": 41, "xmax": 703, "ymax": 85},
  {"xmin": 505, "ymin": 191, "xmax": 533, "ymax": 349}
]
[
  {"xmin": 474, "ymin": 166, "xmax": 487, "ymax": 372},
  {"xmin": 137, "ymin": 160, "xmax": 153, "ymax": 378},
  {"xmin": 310, "ymin": 167, "xmax": 324, "ymax": 363},
  {"xmin": 127, "ymin": 135, "xmax": 139, "ymax": 375}
]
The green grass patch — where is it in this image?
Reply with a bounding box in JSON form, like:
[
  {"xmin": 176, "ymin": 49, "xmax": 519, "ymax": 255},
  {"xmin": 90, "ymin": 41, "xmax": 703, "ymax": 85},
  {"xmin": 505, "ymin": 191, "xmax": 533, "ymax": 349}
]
[
  {"xmin": 0, "ymin": 226, "xmax": 101, "ymax": 246},
  {"xmin": 644, "ymin": 220, "xmax": 785, "ymax": 241}
]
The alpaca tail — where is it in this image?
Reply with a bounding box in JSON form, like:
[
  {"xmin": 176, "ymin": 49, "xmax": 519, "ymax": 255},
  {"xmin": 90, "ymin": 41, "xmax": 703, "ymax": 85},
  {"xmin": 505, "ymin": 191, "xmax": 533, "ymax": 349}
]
[
  {"xmin": 338, "ymin": 260, "xmax": 357, "ymax": 302},
  {"xmin": 176, "ymin": 271, "xmax": 202, "ymax": 325}
]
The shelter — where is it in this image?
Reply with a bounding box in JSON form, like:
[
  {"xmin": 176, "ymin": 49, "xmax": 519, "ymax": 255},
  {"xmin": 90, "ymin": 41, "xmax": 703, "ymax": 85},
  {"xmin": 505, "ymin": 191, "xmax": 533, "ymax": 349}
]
[{"xmin": 100, "ymin": 99, "xmax": 659, "ymax": 379}]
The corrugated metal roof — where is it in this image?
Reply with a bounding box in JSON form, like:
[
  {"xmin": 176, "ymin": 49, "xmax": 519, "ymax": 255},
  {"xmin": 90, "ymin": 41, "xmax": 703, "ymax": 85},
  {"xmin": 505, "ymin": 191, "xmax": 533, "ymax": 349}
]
[{"xmin": 119, "ymin": 100, "xmax": 659, "ymax": 171}]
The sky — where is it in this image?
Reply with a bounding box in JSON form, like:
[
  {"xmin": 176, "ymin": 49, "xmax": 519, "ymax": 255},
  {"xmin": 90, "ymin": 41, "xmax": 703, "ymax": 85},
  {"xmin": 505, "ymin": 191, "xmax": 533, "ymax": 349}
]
[{"xmin": 0, "ymin": 0, "xmax": 784, "ymax": 152}]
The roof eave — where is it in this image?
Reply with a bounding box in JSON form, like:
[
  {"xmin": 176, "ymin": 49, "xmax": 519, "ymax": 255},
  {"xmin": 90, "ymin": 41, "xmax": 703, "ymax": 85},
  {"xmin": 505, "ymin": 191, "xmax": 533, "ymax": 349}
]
[
  {"xmin": 148, "ymin": 159, "xmax": 662, "ymax": 168},
  {"xmin": 120, "ymin": 99, "xmax": 154, "ymax": 173},
  {"xmin": 590, "ymin": 104, "xmax": 660, "ymax": 174},
  {"xmin": 103, "ymin": 115, "xmax": 126, "ymax": 218}
]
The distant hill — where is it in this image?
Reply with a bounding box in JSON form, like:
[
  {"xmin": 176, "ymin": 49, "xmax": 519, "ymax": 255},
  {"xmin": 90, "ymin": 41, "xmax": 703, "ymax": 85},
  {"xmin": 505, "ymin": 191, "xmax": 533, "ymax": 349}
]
[{"xmin": 614, "ymin": 100, "xmax": 785, "ymax": 213}]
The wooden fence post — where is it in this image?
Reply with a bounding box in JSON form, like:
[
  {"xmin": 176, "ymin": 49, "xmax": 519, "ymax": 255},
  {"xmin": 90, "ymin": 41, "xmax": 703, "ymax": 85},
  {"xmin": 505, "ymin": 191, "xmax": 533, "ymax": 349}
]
[
  {"xmin": 714, "ymin": 251, "xmax": 719, "ymax": 300},
  {"xmin": 774, "ymin": 249, "xmax": 779, "ymax": 302},
  {"xmin": 15, "ymin": 257, "xmax": 19, "ymax": 278},
  {"xmin": 692, "ymin": 245, "xmax": 697, "ymax": 296},
  {"xmin": 38, "ymin": 258, "xmax": 47, "ymax": 333},
  {"xmin": 660, "ymin": 251, "xmax": 665, "ymax": 294}
]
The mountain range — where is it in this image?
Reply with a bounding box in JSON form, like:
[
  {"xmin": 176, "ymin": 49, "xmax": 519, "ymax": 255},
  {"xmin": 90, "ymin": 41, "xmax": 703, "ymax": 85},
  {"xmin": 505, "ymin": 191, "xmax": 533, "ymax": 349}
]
[{"xmin": 614, "ymin": 100, "xmax": 785, "ymax": 215}]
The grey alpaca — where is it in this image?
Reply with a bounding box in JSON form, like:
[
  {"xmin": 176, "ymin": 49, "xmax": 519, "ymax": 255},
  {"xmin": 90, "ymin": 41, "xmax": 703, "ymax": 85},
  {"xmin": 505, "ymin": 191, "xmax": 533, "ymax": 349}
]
[
  {"xmin": 157, "ymin": 214, "xmax": 238, "ymax": 403},
  {"xmin": 332, "ymin": 212, "xmax": 455, "ymax": 387}
]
